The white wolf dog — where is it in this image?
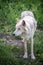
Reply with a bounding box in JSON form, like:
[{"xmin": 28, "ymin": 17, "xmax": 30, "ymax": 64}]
[{"xmin": 13, "ymin": 11, "xmax": 37, "ymax": 59}]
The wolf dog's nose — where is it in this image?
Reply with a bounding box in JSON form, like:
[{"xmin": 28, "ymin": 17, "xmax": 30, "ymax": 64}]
[{"xmin": 13, "ymin": 33, "xmax": 15, "ymax": 36}]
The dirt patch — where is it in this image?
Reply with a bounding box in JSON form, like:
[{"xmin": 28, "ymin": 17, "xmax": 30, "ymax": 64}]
[{"xmin": 0, "ymin": 33, "xmax": 23, "ymax": 47}]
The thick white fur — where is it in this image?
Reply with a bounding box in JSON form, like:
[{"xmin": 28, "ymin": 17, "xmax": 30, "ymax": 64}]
[{"xmin": 13, "ymin": 11, "xmax": 37, "ymax": 59}]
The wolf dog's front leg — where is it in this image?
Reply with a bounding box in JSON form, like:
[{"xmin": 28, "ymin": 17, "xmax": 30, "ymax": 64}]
[
  {"xmin": 31, "ymin": 38, "xmax": 35, "ymax": 59},
  {"xmin": 23, "ymin": 40, "xmax": 28, "ymax": 58}
]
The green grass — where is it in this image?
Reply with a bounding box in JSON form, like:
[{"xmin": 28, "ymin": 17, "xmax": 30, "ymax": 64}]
[
  {"xmin": 0, "ymin": 0, "xmax": 43, "ymax": 65},
  {"xmin": 0, "ymin": 0, "xmax": 43, "ymax": 34},
  {"xmin": 0, "ymin": 30, "xmax": 43, "ymax": 65}
]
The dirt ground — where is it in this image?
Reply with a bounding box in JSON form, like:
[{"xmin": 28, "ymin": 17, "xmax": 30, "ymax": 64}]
[{"xmin": 0, "ymin": 33, "xmax": 23, "ymax": 47}]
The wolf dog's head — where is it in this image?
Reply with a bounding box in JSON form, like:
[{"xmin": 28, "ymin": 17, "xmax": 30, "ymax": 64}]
[{"xmin": 13, "ymin": 19, "xmax": 27, "ymax": 36}]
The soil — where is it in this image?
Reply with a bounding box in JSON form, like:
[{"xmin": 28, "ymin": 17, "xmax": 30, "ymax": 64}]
[{"xmin": 0, "ymin": 33, "xmax": 23, "ymax": 47}]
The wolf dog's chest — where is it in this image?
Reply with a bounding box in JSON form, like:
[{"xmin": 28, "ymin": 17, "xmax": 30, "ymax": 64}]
[{"xmin": 21, "ymin": 32, "xmax": 31, "ymax": 40}]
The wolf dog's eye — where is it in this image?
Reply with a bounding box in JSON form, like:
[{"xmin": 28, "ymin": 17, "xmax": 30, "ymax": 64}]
[{"xmin": 18, "ymin": 28, "xmax": 20, "ymax": 30}]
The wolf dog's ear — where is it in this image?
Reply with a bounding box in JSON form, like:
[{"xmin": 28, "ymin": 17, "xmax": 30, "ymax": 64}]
[{"xmin": 22, "ymin": 20, "xmax": 25, "ymax": 26}]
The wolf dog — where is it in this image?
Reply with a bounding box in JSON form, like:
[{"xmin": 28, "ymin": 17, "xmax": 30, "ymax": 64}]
[{"xmin": 13, "ymin": 11, "xmax": 37, "ymax": 59}]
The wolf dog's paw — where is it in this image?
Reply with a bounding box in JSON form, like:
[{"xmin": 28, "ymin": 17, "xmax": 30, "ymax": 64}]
[
  {"xmin": 23, "ymin": 55, "xmax": 28, "ymax": 58},
  {"xmin": 31, "ymin": 55, "xmax": 36, "ymax": 60}
]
